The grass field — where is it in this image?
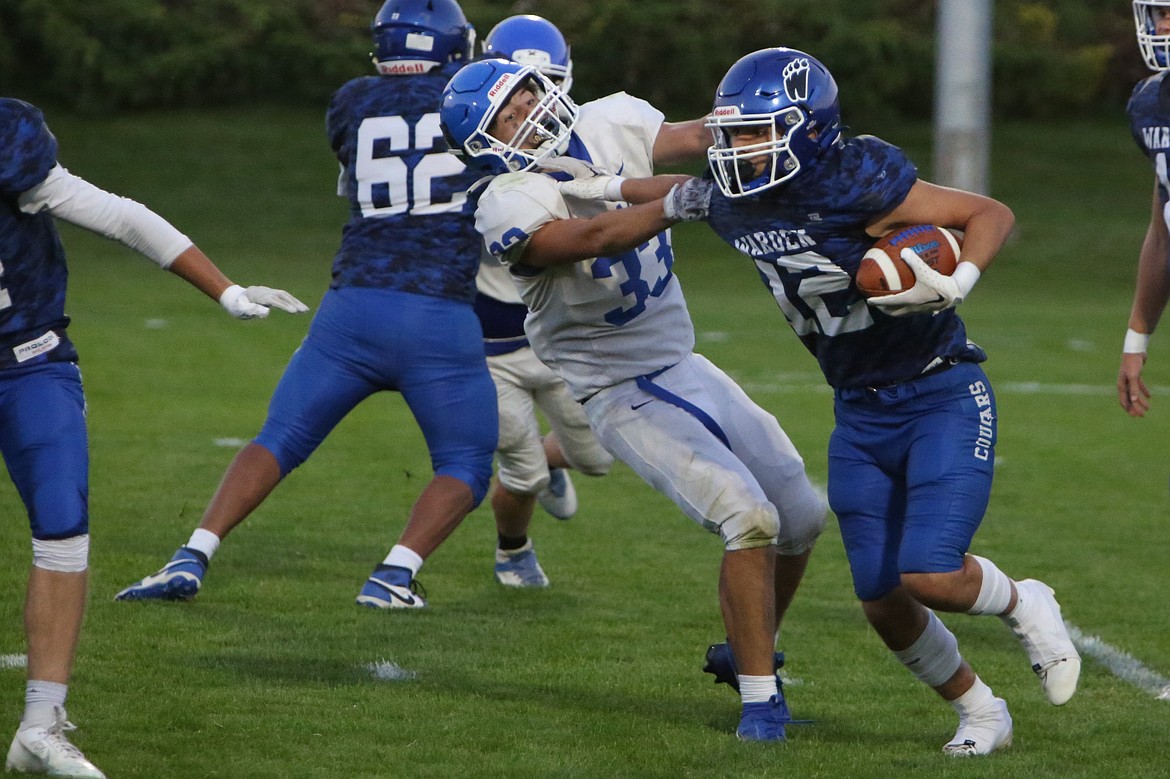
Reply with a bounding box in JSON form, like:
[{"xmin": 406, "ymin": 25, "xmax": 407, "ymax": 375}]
[{"xmin": 1, "ymin": 107, "xmax": 1169, "ymax": 778}]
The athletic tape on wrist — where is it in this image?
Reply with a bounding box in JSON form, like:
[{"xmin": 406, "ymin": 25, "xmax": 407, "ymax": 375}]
[{"xmin": 1123, "ymin": 328, "xmax": 1150, "ymax": 354}]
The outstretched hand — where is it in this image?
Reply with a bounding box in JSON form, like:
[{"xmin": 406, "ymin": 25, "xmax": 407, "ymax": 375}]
[
  {"xmin": 662, "ymin": 178, "xmax": 713, "ymax": 222},
  {"xmin": 220, "ymin": 284, "xmax": 310, "ymax": 320}
]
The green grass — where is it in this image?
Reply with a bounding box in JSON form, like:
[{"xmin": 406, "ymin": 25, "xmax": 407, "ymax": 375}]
[{"xmin": 2, "ymin": 107, "xmax": 1169, "ymax": 778}]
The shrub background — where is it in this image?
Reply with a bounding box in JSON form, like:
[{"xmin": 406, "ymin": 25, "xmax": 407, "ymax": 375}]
[{"xmin": 0, "ymin": 0, "xmax": 1149, "ymax": 122}]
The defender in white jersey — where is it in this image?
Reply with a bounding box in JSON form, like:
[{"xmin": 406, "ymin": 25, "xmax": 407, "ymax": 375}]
[
  {"xmin": 474, "ymin": 15, "xmax": 614, "ymax": 589},
  {"xmin": 440, "ymin": 59, "xmax": 826, "ymax": 741}
]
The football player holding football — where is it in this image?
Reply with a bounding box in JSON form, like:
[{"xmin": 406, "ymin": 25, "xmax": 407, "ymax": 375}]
[
  {"xmin": 439, "ymin": 57, "xmax": 826, "ymax": 741},
  {"xmin": 586, "ymin": 47, "xmax": 1080, "ymax": 756},
  {"xmin": 1120, "ymin": 0, "xmax": 1170, "ymax": 416},
  {"xmin": 0, "ymin": 98, "xmax": 306, "ymax": 777},
  {"xmin": 115, "ymin": 0, "xmax": 496, "ymax": 611}
]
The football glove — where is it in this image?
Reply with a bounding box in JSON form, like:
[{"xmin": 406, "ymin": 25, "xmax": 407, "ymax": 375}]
[
  {"xmin": 546, "ymin": 157, "xmax": 626, "ymax": 202},
  {"xmin": 219, "ymin": 284, "xmax": 310, "ymax": 320},
  {"xmin": 868, "ymin": 247, "xmax": 964, "ymax": 317},
  {"xmin": 662, "ymin": 178, "xmax": 713, "ymax": 222}
]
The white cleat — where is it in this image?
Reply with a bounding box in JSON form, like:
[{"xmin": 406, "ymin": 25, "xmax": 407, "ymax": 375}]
[
  {"xmin": 537, "ymin": 468, "xmax": 577, "ymax": 520},
  {"xmin": 943, "ymin": 697, "xmax": 1013, "ymax": 757},
  {"xmin": 1002, "ymin": 579, "xmax": 1081, "ymax": 705},
  {"xmin": 6, "ymin": 708, "xmax": 106, "ymax": 778}
]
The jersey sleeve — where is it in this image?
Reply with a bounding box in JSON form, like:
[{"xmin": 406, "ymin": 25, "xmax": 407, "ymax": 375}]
[
  {"xmin": 475, "ymin": 172, "xmax": 569, "ymax": 263},
  {"xmin": 844, "ymin": 135, "xmax": 918, "ymax": 220},
  {"xmin": 0, "ymin": 99, "xmax": 58, "ymax": 199},
  {"xmin": 576, "ymin": 93, "xmax": 663, "ymax": 175}
]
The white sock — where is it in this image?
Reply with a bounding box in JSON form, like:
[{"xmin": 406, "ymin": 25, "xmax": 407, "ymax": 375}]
[
  {"xmin": 22, "ymin": 680, "xmax": 67, "ymax": 729},
  {"xmin": 738, "ymin": 674, "xmax": 778, "ymax": 704},
  {"xmin": 185, "ymin": 528, "xmax": 221, "ymax": 561},
  {"xmin": 949, "ymin": 676, "xmax": 996, "ymax": 715},
  {"xmin": 383, "ymin": 544, "xmax": 424, "ymax": 577}
]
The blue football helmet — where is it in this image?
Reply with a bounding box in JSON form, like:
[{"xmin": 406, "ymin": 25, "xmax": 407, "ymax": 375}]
[
  {"xmin": 706, "ymin": 47, "xmax": 842, "ymax": 198},
  {"xmin": 371, "ymin": 0, "xmax": 475, "ymax": 75},
  {"xmin": 482, "ymin": 15, "xmax": 574, "ymax": 94},
  {"xmin": 440, "ymin": 58, "xmax": 579, "ymax": 175},
  {"xmin": 1134, "ymin": 1, "xmax": 1170, "ymax": 71}
]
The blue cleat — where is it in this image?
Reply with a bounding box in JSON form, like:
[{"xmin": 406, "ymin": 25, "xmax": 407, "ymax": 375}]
[
  {"xmin": 494, "ymin": 543, "xmax": 550, "ymax": 588},
  {"xmin": 114, "ymin": 547, "xmax": 207, "ymax": 601},
  {"xmin": 736, "ymin": 693, "xmax": 791, "ymax": 742},
  {"xmin": 356, "ymin": 564, "xmax": 427, "ymax": 609},
  {"xmin": 703, "ymin": 641, "xmax": 785, "ymax": 692},
  {"xmin": 537, "ymin": 468, "xmax": 577, "ymax": 520}
]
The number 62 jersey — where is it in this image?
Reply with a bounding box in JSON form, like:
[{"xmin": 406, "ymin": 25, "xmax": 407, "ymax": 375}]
[
  {"xmin": 474, "ymin": 93, "xmax": 694, "ymax": 401},
  {"xmin": 327, "ymin": 63, "xmax": 483, "ymax": 303}
]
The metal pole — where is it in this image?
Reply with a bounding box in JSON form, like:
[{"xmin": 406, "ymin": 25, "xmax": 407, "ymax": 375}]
[{"xmin": 933, "ymin": 0, "xmax": 993, "ymax": 194}]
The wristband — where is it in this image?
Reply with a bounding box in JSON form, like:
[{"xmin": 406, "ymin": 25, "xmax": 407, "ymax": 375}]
[
  {"xmin": 1123, "ymin": 328, "xmax": 1150, "ymax": 354},
  {"xmin": 604, "ymin": 176, "xmax": 626, "ymax": 201},
  {"xmin": 219, "ymin": 284, "xmax": 245, "ymax": 309},
  {"xmin": 952, "ymin": 261, "xmax": 982, "ymax": 299}
]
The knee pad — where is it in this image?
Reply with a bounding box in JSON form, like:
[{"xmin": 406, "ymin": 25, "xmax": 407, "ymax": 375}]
[
  {"xmin": 893, "ymin": 610, "xmax": 962, "ymax": 687},
  {"xmin": 720, "ymin": 504, "xmax": 781, "ymax": 551},
  {"xmin": 497, "ymin": 465, "xmax": 549, "ymax": 497},
  {"xmin": 565, "ymin": 446, "xmax": 614, "ymax": 478},
  {"xmin": 437, "ymin": 460, "xmax": 493, "ymax": 506},
  {"xmin": 31, "ymin": 535, "xmax": 90, "ymax": 573},
  {"xmin": 776, "ymin": 487, "xmax": 827, "ymax": 555}
]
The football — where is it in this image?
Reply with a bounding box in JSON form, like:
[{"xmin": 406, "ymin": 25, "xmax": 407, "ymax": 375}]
[{"xmin": 855, "ymin": 225, "xmax": 962, "ymax": 298}]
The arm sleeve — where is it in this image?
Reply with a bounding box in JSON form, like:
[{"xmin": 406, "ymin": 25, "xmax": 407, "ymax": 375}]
[{"xmin": 17, "ymin": 165, "xmax": 194, "ymax": 268}]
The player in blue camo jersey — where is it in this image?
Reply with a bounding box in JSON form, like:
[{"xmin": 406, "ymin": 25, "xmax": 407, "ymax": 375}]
[
  {"xmin": 0, "ymin": 98, "xmax": 307, "ymax": 778},
  {"xmin": 115, "ymin": 0, "xmax": 496, "ymax": 610},
  {"xmin": 475, "ymin": 14, "xmax": 614, "ymax": 588},
  {"xmin": 701, "ymin": 47, "xmax": 1081, "ymax": 756},
  {"xmin": 1119, "ymin": 0, "xmax": 1170, "ymax": 416},
  {"xmin": 585, "ymin": 46, "xmax": 1084, "ymax": 755}
]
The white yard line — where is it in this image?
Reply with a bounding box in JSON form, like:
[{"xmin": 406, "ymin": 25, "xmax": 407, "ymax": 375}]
[
  {"xmin": 0, "ymin": 654, "xmax": 27, "ymax": 670},
  {"xmin": 1067, "ymin": 624, "xmax": 1170, "ymax": 701}
]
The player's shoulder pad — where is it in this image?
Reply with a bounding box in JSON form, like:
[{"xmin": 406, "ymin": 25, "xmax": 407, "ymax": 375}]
[
  {"xmin": 0, "ymin": 98, "xmax": 58, "ymax": 196},
  {"xmin": 580, "ymin": 92, "xmax": 652, "ymax": 121},
  {"xmin": 477, "ymin": 172, "xmax": 566, "ymax": 258},
  {"xmin": 482, "ymin": 170, "xmax": 561, "ymax": 204}
]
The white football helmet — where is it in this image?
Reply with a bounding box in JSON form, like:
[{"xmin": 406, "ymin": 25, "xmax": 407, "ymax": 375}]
[{"xmin": 1135, "ymin": 0, "xmax": 1170, "ymax": 71}]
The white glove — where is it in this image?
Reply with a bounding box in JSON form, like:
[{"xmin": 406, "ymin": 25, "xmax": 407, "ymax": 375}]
[
  {"xmin": 868, "ymin": 248, "xmax": 965, "ymax": 317},
  {"xmin": 219, "ymin": 284, "xmax": 310, "ymax": 320},
  {"xmin": 545, "ymin": 157, "xmax": 625, "ymax": 202},
  {"xmin": 662, "ymin": 178, "xmax": 713, "ymax": 222}
]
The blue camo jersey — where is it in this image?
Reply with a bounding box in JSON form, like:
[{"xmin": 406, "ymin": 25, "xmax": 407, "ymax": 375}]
[
  {"xmin": 1128, "ymin": 69, "xmax": 1170, "ymax": 201},
  {"xmin": 706, "ymin": 135, "xmax": 984, "ymax": 389},
  {"xmin": 0, "ymin": 98, "xmax": 78, "ymax": 369},
  {"xmin": 327, "ymin": 63, "xmax": 482, "ymax": 303}
]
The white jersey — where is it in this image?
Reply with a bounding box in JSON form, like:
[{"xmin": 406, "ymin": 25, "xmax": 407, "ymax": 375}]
[
  {"xmin": 475, "ymin": 93, "xmax": 695, "ymax": 400},
  {"xmin": 475, "ymin": 252, "xmax": 522, "ymax": 304}
]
